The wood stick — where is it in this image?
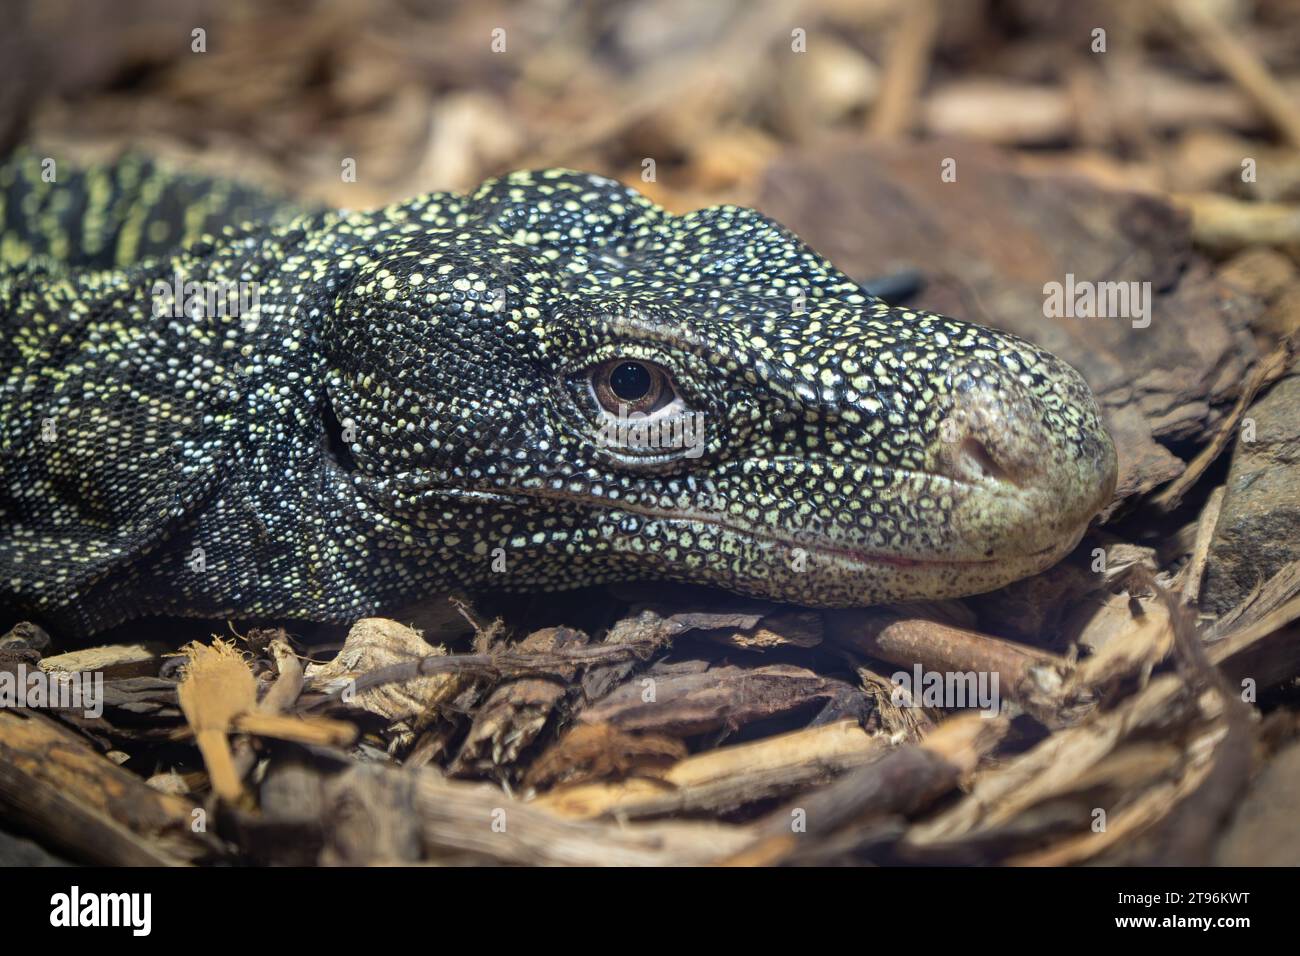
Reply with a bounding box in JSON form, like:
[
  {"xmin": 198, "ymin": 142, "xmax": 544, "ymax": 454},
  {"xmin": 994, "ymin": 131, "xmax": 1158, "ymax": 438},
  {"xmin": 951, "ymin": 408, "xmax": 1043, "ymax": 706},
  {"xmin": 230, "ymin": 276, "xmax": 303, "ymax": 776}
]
[
  {"xmin": 0, "ymin": 710, "xmax": 206, "ymax": 865},
  {"xmin": 1151, "ymin": 334, "xmax": 1297, "ymax": 511},
  {"xmin": 536, "ymin": 720, "xmax": 887, "ymax": 819},
  {"xmin": 1163, "ymin": 0, "xmax": 1300, "ymax": 148},
  {"xmin": 259, "ymin": 634, "xmax": 304, "ymax": 714},
  {"xmin": 730, "ymin": 714, "xmax": 1006, "ymax": 865},
  {"xmin": 868, "ymin": 0, "xmax": 939, "ymax": 138},
  {"xmin": 1182, "ymin": 485, "xmax": 1225, "ymax": 606},
  {"xmin": 410, "ymin": 771, "xmax": 754, "ymax": 865},
  {"xmin": 826, "ymin": 609, "xmax": 1071, "ymax": 720},
  {"xmin": 1173, "ymin": 193, "xmax": 1300, "ymax": 251},
  {"xmin": 922, "ymin": 73, "xmax": 1300, "ymax": 144}
]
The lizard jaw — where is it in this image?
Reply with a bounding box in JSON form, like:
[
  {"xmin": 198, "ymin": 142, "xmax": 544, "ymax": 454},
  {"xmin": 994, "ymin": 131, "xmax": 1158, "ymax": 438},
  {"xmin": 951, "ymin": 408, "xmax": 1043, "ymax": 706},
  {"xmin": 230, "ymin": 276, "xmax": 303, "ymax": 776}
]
[{"xmin": 375, "ymin": 474, "xmax": 1100, "ymax": 607}]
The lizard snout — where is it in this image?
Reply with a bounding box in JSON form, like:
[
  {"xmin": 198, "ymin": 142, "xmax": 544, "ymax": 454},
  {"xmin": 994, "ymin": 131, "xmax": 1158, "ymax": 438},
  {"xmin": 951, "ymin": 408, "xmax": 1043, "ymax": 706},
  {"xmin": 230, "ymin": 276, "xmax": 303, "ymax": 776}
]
[
  {"xmin": 932, "ymin": 352, "xmax": 1117, "ymax": 557},
  {"xmin": 933, "ymin": 361, "xmax": 1053, "ymax": 490}
]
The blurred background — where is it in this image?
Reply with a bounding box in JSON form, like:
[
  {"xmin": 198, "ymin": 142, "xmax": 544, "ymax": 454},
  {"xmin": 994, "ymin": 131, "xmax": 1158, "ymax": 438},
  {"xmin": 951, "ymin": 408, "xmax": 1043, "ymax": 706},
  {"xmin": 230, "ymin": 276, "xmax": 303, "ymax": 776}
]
[{"xmin": 3, "ymin": 0, "xmax": 1299, "ymax": 216}]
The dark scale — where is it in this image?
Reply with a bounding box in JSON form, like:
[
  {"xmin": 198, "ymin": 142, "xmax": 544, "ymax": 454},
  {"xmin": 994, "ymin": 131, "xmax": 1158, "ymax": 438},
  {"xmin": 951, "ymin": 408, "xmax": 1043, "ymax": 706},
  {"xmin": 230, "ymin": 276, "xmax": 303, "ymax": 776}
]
[{"xmin": 0, "ymin": 153, "xmax": 1116, "ymax": 637}]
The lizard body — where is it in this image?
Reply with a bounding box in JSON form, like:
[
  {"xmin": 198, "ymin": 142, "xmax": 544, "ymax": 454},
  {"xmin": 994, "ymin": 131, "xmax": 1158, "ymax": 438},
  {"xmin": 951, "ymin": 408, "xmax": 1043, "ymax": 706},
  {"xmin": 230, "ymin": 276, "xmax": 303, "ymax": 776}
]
[{"xmin": 0, "ymin": 152, "xmax": 1116, "ymax": 636}]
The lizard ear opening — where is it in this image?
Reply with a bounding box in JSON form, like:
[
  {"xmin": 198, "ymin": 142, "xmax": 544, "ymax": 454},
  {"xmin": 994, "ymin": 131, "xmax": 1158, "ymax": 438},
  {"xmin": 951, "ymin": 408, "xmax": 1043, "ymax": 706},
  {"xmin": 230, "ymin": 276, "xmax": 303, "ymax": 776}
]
[{"xmin": 322, "ymin": 401, "xmax": 359, "ymax": 473}]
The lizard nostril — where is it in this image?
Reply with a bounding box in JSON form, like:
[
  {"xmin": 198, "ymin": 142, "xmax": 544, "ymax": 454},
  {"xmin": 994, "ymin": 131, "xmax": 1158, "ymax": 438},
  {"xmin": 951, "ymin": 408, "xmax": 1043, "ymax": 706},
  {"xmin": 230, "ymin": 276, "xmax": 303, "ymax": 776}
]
[
  {"xmin": 936, "ymin": 430, "xmax": 1030, "ymax": 487},
  {"xmin": 957, "ymin": 436, "xmax": 1013, "ymax": 485},
  {"xmin": 935, "ymin": 355, "xmax": 1057, "ymax": 489}
]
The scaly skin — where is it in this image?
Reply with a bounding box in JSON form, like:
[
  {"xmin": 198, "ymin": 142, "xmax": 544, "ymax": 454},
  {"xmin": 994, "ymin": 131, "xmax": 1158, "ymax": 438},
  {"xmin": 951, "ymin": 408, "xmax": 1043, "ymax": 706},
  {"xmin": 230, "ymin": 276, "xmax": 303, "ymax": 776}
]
[{"xmin": 0, "ymin": 153, "xmax": 1117, "ymax": 636}]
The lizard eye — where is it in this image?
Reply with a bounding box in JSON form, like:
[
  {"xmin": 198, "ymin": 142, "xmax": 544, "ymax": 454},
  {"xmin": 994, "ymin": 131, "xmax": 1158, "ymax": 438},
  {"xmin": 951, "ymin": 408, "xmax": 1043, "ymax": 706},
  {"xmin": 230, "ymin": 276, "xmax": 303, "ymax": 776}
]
[
  {"xmin": 591, "ymin": 359, "xmax": 670, "ymax": 414},
  {"xmin": 568, "ymin": 353, "xmax": 712, "ymax": 469}
]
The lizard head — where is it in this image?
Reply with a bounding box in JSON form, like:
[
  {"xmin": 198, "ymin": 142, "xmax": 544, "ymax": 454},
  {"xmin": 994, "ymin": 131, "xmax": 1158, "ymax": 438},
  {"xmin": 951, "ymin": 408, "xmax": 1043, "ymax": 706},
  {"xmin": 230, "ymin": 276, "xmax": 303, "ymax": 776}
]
[{"xmin": 322, "ymin": 170, "xmax": 1117, "ymax": 608}]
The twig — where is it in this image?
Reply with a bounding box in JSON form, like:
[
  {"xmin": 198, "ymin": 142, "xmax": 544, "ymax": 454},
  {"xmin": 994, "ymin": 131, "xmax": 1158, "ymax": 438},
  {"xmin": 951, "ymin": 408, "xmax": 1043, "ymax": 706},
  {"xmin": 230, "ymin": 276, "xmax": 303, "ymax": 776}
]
[
  {"xmin": 1151, "ymin": 334, "xmax": 1297, "ymax": 512},
  {"xmin": 1141, "ymin": 573, "xmax": 1255, "ymax": 864},
  {"xmin": 730, "ymin": 714, "xmax": 1006, "ymax": 865},
  {"xmin": 825, "ymin": 609, "xmax": 1071, "ymax": 722},
  {"xmin": 1163, "ymin": 0, "xmax": 1300, "ymax": 148},
  {"xmin": 868, "ymin": 0, "xmax": 939, "ymax": 138},
  {"xmin": 1174, "ymin": 193, "xmax": 1300, "ymax": 251},
  {"xmin": 316, "ymin": 640, "xmax": 669, "ymax": 708},
  {"xmin": 0, "ymin": 711, "xmax": 208, "ymax": 865},
  {"xmin": 536, "ymin": 720, "xmax": 887, "ymax": 819},
  {"xmin": 1181, "ymin": 485, "xmax": 1225, "ymax": 606}
]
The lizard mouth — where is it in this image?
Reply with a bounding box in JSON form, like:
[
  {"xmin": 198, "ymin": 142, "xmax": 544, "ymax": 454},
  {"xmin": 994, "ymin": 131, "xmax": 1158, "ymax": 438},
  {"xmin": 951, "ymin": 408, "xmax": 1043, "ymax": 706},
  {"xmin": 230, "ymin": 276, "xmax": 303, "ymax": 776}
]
[
  {"xmin": 371, "ymin": 472, "xmax": 1074, "ymax": 569},
  {"xmin": 749, "ymin": 524, "xmax": 1063, "ymax": 569},
  {"xmin": 555, "ymin": 493, "xmax": 1065, "ymax": 568},
  {"xmin": 359, "ymin": 456, "xmax": 1100, "ymax": 606}
]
